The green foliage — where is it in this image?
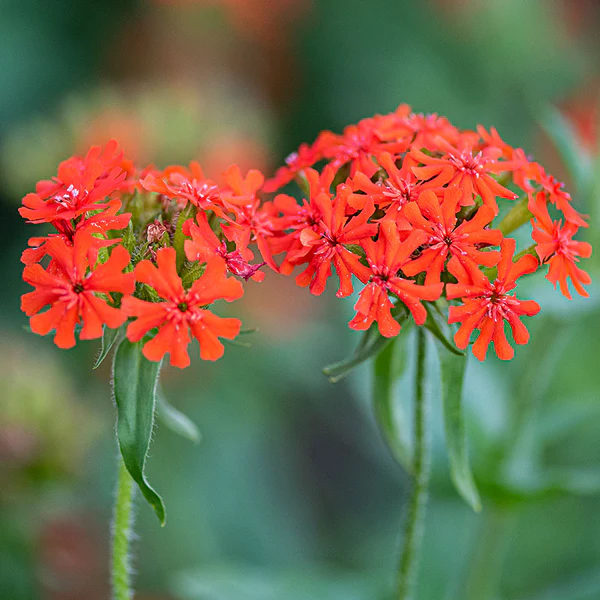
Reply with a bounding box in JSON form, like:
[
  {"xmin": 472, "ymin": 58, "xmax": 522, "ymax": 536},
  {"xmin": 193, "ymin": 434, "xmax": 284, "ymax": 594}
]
[
  {"xmin": 372, "ymin": 335, "xmax": 413, "ymax": 473},
  {"xmin": 174, "ymin": 202, "xmax": 197, "ymax": 273},
  {"xmin": 157, "ymin": 387, "xmax": 201, "ymax": 444},
  {"xmin": 112, "ymin": 338, "xmax": 166, "ymax": 525},
  {"xmin": 437, "ymin": 346, "xmax": 481, "ymax": 512},
  {"xmin": 93, "ymin": 324, "xmax": 125, "ymax": 370}
]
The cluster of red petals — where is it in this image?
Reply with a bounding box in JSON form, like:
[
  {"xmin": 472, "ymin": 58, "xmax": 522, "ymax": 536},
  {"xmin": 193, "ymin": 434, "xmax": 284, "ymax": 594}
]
[
  {"xmin": 123, "ymin": 249, "xmax": 243, "ymax": 367},
  {"xmin": 19, "ymin": 140, "xmax": 271, "ymax": 368},
  {"xmin": 259, "ymin": 105, "xmax": 591, "ymax": 361},
  {"xmin": 19, "ymin": 103, "xmax": 593, "ymax": 365}
]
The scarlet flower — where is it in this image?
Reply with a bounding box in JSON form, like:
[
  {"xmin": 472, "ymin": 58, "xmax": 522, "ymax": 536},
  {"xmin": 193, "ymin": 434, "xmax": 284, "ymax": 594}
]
[
  {"xmin": 375, "ymin": 107, "xmax": 460, "ymax": 151},
  {"xmin": 219, "ymin": 165, "xmax": 283, "ymax": 271},
  {"xmin": 122, "ymin": 248, "xmax": 243, "ymax": 367},
  {"xmin": 141, "ymin": 161, "xmax": 223, "ymax": 213},
  {"xmin": 19, "ymin": 140, "xmax": 127, "ymax": 224},
  {"xmin": 263, "ymin": 138, "xmax": 324, "ymax": 193},
  {"xmin": 401, "ymin": 188, "xmax": 502, "ymax": 284},
  {"xmin": 184, "ymin": 212, "xmax": 266, "ymax": 281},
  {"xmin": 288, "ymin": 185, "xmax": 378, "ymax": 297},
  {"xmin": 531, "ymin": 165, "xmax": 588, "ymax": 228},
  {"xmin": 411, "ymin": 136, "xmax": 517, "ymax": 213},
  {"xmin": 21, "ymin": 199, "xmax": 131, "ymax": 266},
  {"xmin": 349, "ymin": 152, "xmax": 437, "ymax": 226},
  {"xmin": 529, "ymin": 191, "xmax": 592, "ymax": 298},
  {"xmin": 349, "ymin": 221, "xmax": 444, "ymax": 337},
  {"xmin": 21, "ymin": 233, "xmax": 134, "ymax": 349},
  {"xmin": 321, "ymin": 119, "xmax": 409, "ymax": 178},
  {"xmin": 446, "ymin": 238, "xmax": 541, "ymax": 361},
  {"xmin": 219, "ymin": 164, "xmax": 265, "ymax": 208}
]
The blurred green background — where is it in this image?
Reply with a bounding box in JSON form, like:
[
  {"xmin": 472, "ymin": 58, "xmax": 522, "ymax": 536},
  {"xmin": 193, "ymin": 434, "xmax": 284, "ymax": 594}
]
[{"xmin": 1, "ymin": 1, "xmax": 600, "ymax": 599}]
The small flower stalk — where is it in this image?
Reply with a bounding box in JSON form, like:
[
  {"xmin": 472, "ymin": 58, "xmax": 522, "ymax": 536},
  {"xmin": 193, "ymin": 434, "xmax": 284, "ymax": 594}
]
[{"xmin": 18, "ymin": 104, "xmax": 592, "ymax": 600}]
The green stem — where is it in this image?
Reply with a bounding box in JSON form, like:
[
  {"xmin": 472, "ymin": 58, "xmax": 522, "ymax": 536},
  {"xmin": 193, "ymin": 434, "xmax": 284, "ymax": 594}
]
[
  {"xmin": 112, "ymin": 457, "xmax": 135, "ymax": 600},
  {"xmin": 497, "ymin": 196, "xmax": 532, "ymax": 236},
  {"xmin": 397, "ymin": 328, "xmax": 430, "ymax": 600}
]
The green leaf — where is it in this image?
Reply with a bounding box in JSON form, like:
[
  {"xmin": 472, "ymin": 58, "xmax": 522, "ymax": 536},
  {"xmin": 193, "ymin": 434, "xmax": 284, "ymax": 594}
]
[
  {"xmin": 437, "ymin": 345, "xmax": 481, "ymax": 512},
  {"xmin": 93, "ymin": 324, "xmax": 125, "ymax": 369},
  {"xmin": 174, "ymin": 202, "xmax": 197, "ymax": 273},
  {"xmin": 372, "ymin": 335, "xmax": 413, "ymax": 473},
  {"xmin": 323, "ymin": 327, "xmax": 391, "ymax": 383},
  {"xmin": 156, "ymin": 387, "xmax": 201, "ymax": 444},
  {"xmin": 538, "ymin": 105, "xmax": 592, "ymax": 194},
  {"xmin": 113, "ymin": 338, "xmax": 166, "ymax": 525},
  {"xmin": 424, "ymin": 303, "xmax": 464, "ymax": 356},
  {"xmin": 181, "ymin": 260, "xmax": 206, "ymax": 290}
]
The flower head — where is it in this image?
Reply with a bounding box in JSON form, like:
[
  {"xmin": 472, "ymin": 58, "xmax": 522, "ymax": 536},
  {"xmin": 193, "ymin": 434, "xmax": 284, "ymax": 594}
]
[
  {"xmin": 401, "ymin": 188, "xmax": 502, "ymax": 284},
  {"xmin": 123, "ymin": 248, "xmax": 243, "ymax": 367},
  {"xmin": 21, "ymin": 232, "xmax": 134, "ymax": 348},
  {"xmin": 19, "ymin": 140, "xmax": 126, "ymax": 224},
  {"xmin": 447, "ymin": 238, "xmax": 541, "ymax": 361},
  {"xmin": 530, "ymin": 191, "xmax": 592, "ymax": 298},
  {"xmin": 349, "ymin": 221, "xmax": 443, "ymax": 336}
]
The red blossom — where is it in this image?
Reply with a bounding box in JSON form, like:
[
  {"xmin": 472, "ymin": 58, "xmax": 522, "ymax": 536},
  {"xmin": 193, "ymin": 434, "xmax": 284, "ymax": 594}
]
[
  {"xmin": 401, "ymin": 188, "xmax": 502, "ymax": 284},
  {"xmin": 530, "ymin": 191, "xmax": 592, "ymax": 298},
  {"xmin": 411, "ymin": 137, "xmax": 517, "ymax": 213},
  {"xmin": 349, "ymin": 221, "xmax": 443, "ymax": 337},
  {"xmin": 19, "ymin": 140, "xmax": 127, "ymax": 224},
  {"xmin": 122, "ymin": 248, "xmax": 243, "ymax": 367},
  {"xmin": 21, "ymin": 199, "xmax": 131, "ymax": 266},
  {"xmin": 446, "ymin": 238, "xmax": 540, "ymax": 361},
  {"xmin": 141, "ymin": 161, "xmax": 223, "ymax": 213},
  {"xmin": 21, "ymin": 232, "xmax": 134, "ymax": 349},
  {"xmin": 184, "ymin": 212, "xmax": 266, "ymax": 281},
  {"xmin": 263, "ymin": 138, "xmax": 325, "ymax": 193},
  {"xmin": 321, "ymin": 119, "xmax": 409, "ymax": 178},
  {"xmin": 288, "ymin": 185, "xmax": 378, "ymax": 297}
]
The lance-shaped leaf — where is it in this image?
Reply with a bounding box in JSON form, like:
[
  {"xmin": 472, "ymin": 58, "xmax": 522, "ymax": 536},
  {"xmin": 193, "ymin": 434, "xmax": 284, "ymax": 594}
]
[
  {"xmin": 156, "ymin": 387, "xmax": 201, "ymax": 444},
  {"xmin": 93, "ymin": 324, "xmax": 125, "ymax": 369},
  {"xmin": 323, "ymin": 309, "xmax": 409, "ymax": 383},
  {"xmin": 372, "ymin": 334, "xmax": 413, "ymax": 473},
  {"xmin": 113, "ymin": 338, "xmax": 166, "ymax": 525},
  {"xmin": 437, "ymin": 344, "xmax": 481, "ymax": 512},
  {"xmin": 323, "ymin": 327, "xmax": 391, "ymax": 383}
]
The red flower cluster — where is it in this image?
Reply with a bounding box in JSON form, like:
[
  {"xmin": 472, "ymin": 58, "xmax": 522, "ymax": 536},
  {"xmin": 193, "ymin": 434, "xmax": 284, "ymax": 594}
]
[
  {"xmin": 20, "ymin": 105, "xmax": 592, "ymax": 364},
  {"xmin": 260, "ymin": 105, "xmax": 591, "ymax": 360},
  {"xmin": 19, "ymin": 143, "xmax": 268, "ymax": 367}
]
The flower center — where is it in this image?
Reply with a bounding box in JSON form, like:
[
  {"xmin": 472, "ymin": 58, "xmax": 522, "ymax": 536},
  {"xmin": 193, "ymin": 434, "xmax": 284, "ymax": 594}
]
[
  {"xmin": 73, "ymin": 282, "xmax": 85, "ymax": 294},
  {"xmin": 178, "ymin": 302, "xmax": 188, "ymax": 312}
]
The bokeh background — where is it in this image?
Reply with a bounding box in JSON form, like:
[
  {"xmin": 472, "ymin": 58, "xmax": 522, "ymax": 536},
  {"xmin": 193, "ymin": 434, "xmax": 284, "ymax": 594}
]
[{"xmin": 1, "ymin": 1, "xmax": 600, "ymax": 599}]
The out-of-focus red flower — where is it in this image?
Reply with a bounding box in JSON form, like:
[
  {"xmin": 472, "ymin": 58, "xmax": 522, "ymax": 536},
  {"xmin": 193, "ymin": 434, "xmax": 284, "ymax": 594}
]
[
  {"xmin": 123, "ymin": 248, "xmax": 243, "ymax": 367},
  {"xmin": 447, "ymin": 238, "xmax": 540, "ymax": 361},
  {"xmin": 349, "ymin": 221, "xmax": 443, "ymax": 337},
  {"xmin": 21, "ymin": 233, "xmax": 134, "ymax": 349},
  {"xmin": 530, "ymin": 191, "xmax": 592, "ymax": 298},
  {"xmin": 401, "ymin": 188, "xmax": 502, "ymax": 284}
]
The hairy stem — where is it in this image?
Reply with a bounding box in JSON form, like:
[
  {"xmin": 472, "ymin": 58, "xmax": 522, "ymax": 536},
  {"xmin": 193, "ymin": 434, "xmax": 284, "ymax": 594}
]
[
  {"xmin": 397, "ymin": 328, "xmax": 430, "ymax": 600},
  {"xmin": 112, "ymin": 457, "xmax": 135, "ymax": 600}
]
